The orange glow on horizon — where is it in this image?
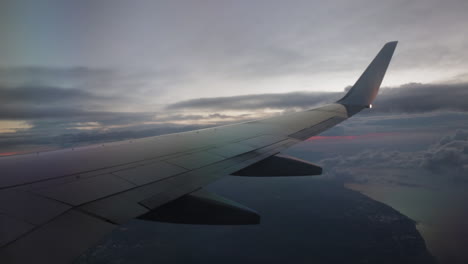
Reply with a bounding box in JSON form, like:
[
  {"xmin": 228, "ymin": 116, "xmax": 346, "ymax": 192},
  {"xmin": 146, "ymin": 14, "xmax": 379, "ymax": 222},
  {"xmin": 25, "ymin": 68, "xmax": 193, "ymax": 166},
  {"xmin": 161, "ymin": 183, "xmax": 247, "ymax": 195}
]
[{"xmin": 0, "ymin": 152, "xmax": 19, "ymax": 156}]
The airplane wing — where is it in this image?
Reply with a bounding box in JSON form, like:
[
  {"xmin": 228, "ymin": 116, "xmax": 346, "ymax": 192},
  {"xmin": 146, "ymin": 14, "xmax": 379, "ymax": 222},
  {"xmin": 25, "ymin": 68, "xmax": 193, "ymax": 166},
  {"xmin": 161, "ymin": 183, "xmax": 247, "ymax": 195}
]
[{"xmin": 0, "ymin": 41, "xmax": 397, "ymax": 263}]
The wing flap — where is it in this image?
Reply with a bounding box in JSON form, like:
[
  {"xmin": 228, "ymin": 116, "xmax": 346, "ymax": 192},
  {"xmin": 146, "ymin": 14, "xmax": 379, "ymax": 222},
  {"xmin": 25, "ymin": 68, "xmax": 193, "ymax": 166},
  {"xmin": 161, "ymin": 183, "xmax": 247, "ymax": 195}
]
[
  {"xmin": 138, "ymin": 189, "xmax": 260, "ymax": 225},
  {"xmin": 231, "ymin": 154, "xmax": 322, "ymax": 176}
]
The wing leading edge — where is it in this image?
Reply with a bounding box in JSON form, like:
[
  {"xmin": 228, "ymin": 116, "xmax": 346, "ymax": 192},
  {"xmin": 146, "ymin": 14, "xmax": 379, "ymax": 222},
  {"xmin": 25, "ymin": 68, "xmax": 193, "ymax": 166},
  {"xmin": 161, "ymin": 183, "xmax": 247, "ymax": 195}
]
[{"xmin": 0, "ymin": 42, "xmax": 397, "ymax": 263}]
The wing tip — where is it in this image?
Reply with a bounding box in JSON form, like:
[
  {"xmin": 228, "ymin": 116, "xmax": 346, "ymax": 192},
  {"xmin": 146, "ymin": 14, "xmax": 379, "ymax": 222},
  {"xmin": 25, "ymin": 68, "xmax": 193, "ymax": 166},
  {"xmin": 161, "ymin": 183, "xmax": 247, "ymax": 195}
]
[
  {"xmin": 337, "ymin": 41, "xmax": 398, "ymax": 107},
  {"xmin": 384, "ymin": 41, "xmax": 398, "ymax": 51}
]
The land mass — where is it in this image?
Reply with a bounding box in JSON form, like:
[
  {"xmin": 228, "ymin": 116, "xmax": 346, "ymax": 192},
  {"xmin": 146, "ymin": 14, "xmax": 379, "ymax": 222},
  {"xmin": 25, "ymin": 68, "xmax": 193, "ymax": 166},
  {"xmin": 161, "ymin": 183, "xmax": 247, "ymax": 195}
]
[{"xmin": 77, "ymin": 178, "xmax": 436, "ymax": 264}]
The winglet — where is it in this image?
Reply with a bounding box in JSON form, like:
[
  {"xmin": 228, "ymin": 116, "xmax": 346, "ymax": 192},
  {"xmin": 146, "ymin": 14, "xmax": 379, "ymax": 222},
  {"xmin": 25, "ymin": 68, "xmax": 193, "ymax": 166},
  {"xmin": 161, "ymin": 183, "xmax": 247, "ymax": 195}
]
[{"xmin": 338, "ymin": 41, "xmax": 397, "ymax": 107}]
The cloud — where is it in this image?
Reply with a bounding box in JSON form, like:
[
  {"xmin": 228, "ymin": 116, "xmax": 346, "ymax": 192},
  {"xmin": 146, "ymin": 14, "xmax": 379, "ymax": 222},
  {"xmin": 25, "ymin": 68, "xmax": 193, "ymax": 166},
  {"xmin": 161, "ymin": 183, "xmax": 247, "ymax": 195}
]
[
  {"xmin": 167, "ymin": 91, "xmax": 341, "ymax": 111},
  {"xmin": 0, "ymin": 84, "xmax": 145, "ymax": 128},
  {"xmin": 0, "ymin": 122, "xmax": 212, "ymax": 151},
  {"xmin": 167, "ymin": 81, "xmax": 468, "ymax": 114},
  {"xmin": 422, "ymin": 129, "xmax": 468, "ymax": 175},
  {"xmin": 0, "ymin": 69, "xmax": 259, "ymax": 151},
  {"xmin": 319, "ymin": 129, "xmax": 468, "ymax": 184},
  {"xmin": 0, "ymin": 85, "xmax": 114, "ymax": 105},
  {"xmin": 0, "ymin": 67, "xmax": 186, "ymax": 124},
  {"xmin": 0, "ymin": 66, "xmax": 191, "ymax": 106},
  {"xmin": 372, "ymin": 82, "xmax": 468, "ymax": 113},
  {"xmin": 0, "ymin": 68, "xmax": 136, "ymax": 123},
  {"xmin": 0, "ymin": 102, "xmax": 159, "ymax": 128},
  {"xmin": 3, "ymin": 0, "xmax": 468, "ymax": 74},
  {"xmin": 2, "ymin": 65, "xmax": 468, "ymax": 154}
]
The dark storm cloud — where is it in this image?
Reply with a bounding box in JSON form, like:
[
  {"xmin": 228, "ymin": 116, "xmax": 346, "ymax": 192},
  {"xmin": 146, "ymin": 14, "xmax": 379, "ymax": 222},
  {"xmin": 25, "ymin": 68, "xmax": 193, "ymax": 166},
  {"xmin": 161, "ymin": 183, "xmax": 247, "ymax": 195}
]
[
  {"xmin": 0, "ymin": 69, "xmax": 257, "ymax": 150},
  {"xmin": 0, "ymin": 67, "xmax": 129, "ymax": 122},
  {"xmin": 0, "ymin": 67, "xmax": 184, "ymax": 125},
  {"xmin": 373, "ymin": 82, "xmax": 468, "ymax": 113},
  {"xmin": 355, "ymin": 112, "xmax": 468, "ymax": 136},
  {"xmin": 0, "ymin": 66, "xmax": 190, "ymax": 103},
  {"xmin": 0, "ymin": 67, "xmax": 124, "ymax": 96},
  {"xmin": 0, "ymin": 85, "xmax": 113, "ymax": 104},
  {"xmin": 0, "ymin": 82, "xmax": 139, "ymax": 124},
  {"xmin": 167, "ymin": 81, "xmax": 468, "ymax": 113},
  {"xmin": 167, "ymin": 91, "xmax": 342, "ymax": 111},
  {"xmin": 320, "ymin": 129, "xmax": 468, "ymax": 183},
  {"xmin": 0, "ymin": 103, "xmax": 156, "ymax": 125},
  {"xmin": 0, "ymin": 105, "xmax": 114, "ymax": 120}
]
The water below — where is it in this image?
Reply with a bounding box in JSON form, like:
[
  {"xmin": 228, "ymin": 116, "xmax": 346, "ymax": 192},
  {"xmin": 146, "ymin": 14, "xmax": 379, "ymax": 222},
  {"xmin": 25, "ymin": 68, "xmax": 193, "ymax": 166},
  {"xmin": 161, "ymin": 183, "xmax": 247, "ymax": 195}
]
[{"xmin": 346, "ymin": 181, "xmax": 468, "ymax": 264}]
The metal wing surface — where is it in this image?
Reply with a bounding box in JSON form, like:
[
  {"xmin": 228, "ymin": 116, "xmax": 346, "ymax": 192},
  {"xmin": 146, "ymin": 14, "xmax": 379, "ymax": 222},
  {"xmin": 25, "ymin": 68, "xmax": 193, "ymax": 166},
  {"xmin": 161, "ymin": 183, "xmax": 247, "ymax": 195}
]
[{"xmin": 0, "ymin": 42, "xmax": 397, "ymax": 263}]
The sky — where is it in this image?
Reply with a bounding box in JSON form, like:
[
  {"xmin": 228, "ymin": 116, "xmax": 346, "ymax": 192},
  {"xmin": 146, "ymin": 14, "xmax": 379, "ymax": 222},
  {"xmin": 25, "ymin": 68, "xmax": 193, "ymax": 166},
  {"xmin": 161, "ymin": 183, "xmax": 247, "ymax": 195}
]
[
  {"xmin": 1, "ymin": 0, "xmax": 468, "ymax": 150},
  {"xmin": 1, "ymin": 0, "xmax": 468, "ymax": 263}
]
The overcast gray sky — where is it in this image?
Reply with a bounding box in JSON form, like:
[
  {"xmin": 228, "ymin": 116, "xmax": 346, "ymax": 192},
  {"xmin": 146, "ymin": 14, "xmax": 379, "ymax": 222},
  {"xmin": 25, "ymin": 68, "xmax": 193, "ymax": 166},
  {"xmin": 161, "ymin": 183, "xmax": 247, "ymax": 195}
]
[{"xmin": 1, "ymin": 0, "xmax": 468, "ymax": 149}]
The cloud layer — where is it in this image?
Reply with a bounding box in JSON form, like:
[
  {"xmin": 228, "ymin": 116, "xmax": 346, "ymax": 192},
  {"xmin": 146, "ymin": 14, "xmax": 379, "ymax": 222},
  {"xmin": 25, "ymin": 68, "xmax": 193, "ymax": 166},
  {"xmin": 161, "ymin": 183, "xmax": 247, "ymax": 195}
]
[
  {"xmin": 1, "ymin": 64, "xmax": 468, "ymax": 153},
  {"xmin": 319, "ymin": 129, "xmax": 468, "ymax": 183},
  {"xmin": 167, "ymin": 91, "xmax": 341, "ymax": 111},
  {"xmin": 168, "ymin": 82, "xmax": 468, "ymax": 114}
]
